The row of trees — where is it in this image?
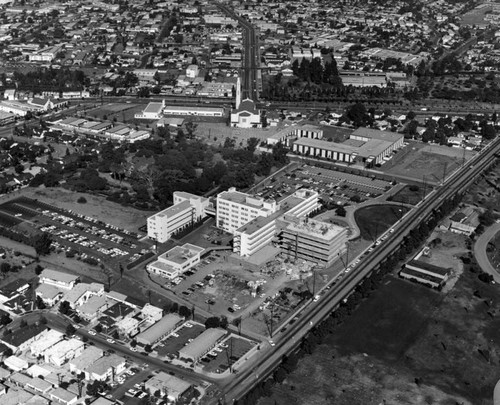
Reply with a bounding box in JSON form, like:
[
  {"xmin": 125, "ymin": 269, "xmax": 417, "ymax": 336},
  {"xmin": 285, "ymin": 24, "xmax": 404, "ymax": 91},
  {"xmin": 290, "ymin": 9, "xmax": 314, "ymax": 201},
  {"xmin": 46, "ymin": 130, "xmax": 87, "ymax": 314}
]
[{"xmin": 235, "ymin": 193, "xmax": 464, "ymax": 405}]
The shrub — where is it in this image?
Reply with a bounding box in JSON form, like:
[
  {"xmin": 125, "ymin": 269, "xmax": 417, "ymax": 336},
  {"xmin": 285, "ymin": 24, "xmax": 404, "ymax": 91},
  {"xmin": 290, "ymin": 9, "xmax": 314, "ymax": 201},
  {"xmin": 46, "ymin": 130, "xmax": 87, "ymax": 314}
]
[{"xmin": 77, "ymin": 196, "xmax": 87, "ymax": 204}]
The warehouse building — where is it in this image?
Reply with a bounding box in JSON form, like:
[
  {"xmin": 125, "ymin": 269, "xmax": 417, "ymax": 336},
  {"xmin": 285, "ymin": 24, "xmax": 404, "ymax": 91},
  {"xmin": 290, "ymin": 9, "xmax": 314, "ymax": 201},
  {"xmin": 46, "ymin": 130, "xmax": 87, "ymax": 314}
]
[
  {"xmin": 136, "ymin": 313, "xmax": 183, "ymax": 346},
  {"xmin": 399, "ymin": 260, "xmax": 452, "ymax": 289},
  {"xmin": 178, "ymin": 328, "xmax": 226, "ymax": 363},
  {"xmin": 291, "ymin": 126, "xmax": 404, "ymax": 166}
]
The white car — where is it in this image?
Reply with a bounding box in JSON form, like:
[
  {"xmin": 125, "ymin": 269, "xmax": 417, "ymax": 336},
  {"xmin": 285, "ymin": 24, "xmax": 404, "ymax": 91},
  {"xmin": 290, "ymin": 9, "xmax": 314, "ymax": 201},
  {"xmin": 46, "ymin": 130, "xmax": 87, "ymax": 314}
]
[
  {"xmin": 106, "ymin": 338, "xmax": 115, "ymax": 344},
  {"xmin": 127, "ymin": 370, "xmax": 135, "ymax": 376},
  {"xmin": 269, "ymin": 340, "xmax": 275, "ymax": 347},
  {"xmin": 130, "ymin": 347, "xmax": 138, "ymax": 352},
  {"xmin": 89, "ymin": 330, "xmax": 96, "ymax": 336},
  {"xmin": 128, "ymin": 389, "xmax": 138, "ymax": 396},
  {"xmin": 138, "ymin": 392, "xmax": 147, "ymax": 399}
]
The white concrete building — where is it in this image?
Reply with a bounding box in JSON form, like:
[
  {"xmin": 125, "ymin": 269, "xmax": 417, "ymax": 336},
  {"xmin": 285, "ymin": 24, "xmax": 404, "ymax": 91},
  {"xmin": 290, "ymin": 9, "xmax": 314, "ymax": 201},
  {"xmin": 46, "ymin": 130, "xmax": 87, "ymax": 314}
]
[
  {"xmin": 233, "ymin": 189, "xmax": 320, "ymax": 257},
  {"xmin": 147, "ymin": 191, "xmax": 209, "ymax": 243},
  {"xmin": 134, "ymin": 100, "xmax": 165, "ymax": 120},
  {"xmin": 216, "ymin": 187, "xmax": 278, "ymax": 234},
  {"xmin": 147, "ymin": 243, "xmax": 204, "ymax": 279},
  {"xmin": 230, "ymin": 99, "xmax": 261, "ymax": 128},
  {"xmin": 185, "ymin": 64, "xmax": 199, "ymax": 79}
]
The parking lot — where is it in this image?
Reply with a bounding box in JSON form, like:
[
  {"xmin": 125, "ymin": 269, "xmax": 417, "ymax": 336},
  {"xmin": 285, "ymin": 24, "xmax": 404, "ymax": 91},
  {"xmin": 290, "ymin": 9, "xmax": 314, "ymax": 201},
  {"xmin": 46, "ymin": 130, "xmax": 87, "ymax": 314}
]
[
  {"xmin": 201, "ymin": 336, "xmax": 255, "ymax": 374},
  {"xmin": 0, "ymin": 197, "xmax": 153, "ymax": 268},
  {"xmin": 254, "ymin": 164, "xmax": 394, "ymax": 206},
  {"xmin": 155, "ymin": 322, "xmax": 205, "ymax": 358}
]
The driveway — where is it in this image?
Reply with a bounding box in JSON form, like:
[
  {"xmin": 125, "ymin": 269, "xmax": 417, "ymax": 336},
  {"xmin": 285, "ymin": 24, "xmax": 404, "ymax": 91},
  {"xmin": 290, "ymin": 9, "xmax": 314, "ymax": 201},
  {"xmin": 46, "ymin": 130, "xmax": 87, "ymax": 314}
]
[{"xmin": 474, "ymin": 223, "xmax": 500, "ymax": 283}]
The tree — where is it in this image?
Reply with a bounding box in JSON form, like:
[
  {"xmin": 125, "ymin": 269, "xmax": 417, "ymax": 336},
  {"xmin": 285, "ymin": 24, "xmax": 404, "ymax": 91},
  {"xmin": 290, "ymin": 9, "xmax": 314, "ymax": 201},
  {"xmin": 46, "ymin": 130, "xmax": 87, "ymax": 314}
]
[
  {"xmin": 66, "ymin": 324, "xmax": 76, "ymax": 336},
  {"xmin": 0, "ymin": 313, "xmax": 11, "ymax": 326},
  {"xmin": 34, "ymin": 264, "xmax": 44, "ymax": 275},
  {"xmin": 178, "ymin": 305, "xmax": 191, "ymax": 318},
  {"xmin": 32, "ymin": 232, "xmax": 52, "ymax": 256},
  {"xmin": 205, "ymin": 317, "xmax": 220, "ymax": 329},
  {"xmin": 59, "ymin": 300, "xmax": 71, "ymax": 315},
  {"xmin": 335, "ymin": 206, "xmax": 347, "ymax": 217},
  {"xmin": 94, "ymin": 324, "xmax": 103, "ymax": 333},
  {"xmin": 0, "ymin": 262, "xmax": 11, "ymax": 275},
  {"xmin": 36, "ymin": 296, "xmax": 46, "ymax": 309}
]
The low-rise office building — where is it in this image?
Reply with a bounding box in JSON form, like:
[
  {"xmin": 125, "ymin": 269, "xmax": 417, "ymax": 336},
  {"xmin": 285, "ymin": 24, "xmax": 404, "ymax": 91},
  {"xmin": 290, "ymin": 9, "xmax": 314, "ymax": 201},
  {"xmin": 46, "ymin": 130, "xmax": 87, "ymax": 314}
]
[
  {"xmin": 69, "ymin": 346, "xmax": 104, "ymax": 375},
  {"xmin": 146, "ymin": 243, "xmax": 204, "ymax": 279}
]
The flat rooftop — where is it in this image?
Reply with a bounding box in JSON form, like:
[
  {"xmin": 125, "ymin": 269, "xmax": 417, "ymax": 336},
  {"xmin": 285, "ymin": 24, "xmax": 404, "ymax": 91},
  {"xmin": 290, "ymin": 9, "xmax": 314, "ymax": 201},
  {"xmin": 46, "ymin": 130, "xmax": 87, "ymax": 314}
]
[
  {"xmin": 160, "ymin": 244, "xmax": 204, "ymax": 265},
  {"xmin": 151, "ymin": 200, "xmax": 192, "ymax": 220},
  {"xmin": 284, "ymin": 218, "xmax": 346, "ymax": 240}
]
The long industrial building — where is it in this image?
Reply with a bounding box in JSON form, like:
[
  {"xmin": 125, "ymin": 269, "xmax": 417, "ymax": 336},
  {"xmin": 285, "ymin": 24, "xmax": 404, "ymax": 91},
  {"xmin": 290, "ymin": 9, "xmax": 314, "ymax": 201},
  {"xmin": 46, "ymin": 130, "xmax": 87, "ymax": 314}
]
[{"xmin": 268, "ymin": 125, "xmax": 404, "ymax": 166}]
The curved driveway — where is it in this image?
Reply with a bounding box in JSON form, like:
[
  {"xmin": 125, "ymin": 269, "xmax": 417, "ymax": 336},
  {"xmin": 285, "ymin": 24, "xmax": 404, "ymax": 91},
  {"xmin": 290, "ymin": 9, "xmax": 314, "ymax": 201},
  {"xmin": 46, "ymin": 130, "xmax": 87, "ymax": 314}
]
[{"xmin": 474, "ymin": 223, "xmax": 500, "ymax": 283}]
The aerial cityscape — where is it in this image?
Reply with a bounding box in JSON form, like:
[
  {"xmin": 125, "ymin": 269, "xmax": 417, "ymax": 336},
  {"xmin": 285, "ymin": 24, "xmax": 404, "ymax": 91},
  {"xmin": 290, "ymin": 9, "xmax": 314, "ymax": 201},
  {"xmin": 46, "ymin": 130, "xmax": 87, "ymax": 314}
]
[{"xmin": 0, "ymin": 0, "xmax": 497, "ymax": 404}]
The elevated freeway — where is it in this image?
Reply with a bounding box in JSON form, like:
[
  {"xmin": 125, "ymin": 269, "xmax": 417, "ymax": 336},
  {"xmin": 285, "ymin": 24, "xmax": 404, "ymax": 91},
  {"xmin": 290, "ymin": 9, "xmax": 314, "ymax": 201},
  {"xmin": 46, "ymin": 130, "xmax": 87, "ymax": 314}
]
[{"xmin": 211, "ymin": 136, "xmax": 500, "ymax": 404}]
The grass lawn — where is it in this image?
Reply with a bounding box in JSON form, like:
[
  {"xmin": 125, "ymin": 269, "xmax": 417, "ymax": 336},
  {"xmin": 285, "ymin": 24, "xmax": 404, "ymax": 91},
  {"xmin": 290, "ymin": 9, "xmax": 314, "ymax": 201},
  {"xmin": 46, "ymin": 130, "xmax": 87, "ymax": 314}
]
[
  {"xmin": 354, "ymin": 204, "xmax": 410, "ymax": 241},
  {"xmin": 389, "ymin": 184, "xmax": 429, "ymax": 206}
]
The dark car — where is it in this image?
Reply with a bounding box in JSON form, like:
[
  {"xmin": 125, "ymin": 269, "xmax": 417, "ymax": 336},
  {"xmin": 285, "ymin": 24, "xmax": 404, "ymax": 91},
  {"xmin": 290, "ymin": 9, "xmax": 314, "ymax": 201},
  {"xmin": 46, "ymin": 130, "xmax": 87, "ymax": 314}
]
[{"xmin": 228, "ymin": 307, "xmax": 235, "ymax": 313}]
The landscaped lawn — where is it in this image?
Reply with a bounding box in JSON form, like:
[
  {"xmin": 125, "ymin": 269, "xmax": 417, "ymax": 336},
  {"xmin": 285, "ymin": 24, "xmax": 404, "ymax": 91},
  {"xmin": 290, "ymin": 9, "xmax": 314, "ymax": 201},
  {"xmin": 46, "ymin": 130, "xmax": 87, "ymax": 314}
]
[{"xmin": 354, "ymin": 204, "xmax": 410, "ymax": 241}]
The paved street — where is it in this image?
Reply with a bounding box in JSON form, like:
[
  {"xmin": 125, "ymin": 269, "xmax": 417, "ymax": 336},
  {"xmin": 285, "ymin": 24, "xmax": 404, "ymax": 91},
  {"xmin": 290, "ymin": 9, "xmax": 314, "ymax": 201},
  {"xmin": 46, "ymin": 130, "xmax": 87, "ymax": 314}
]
[{"xmin": 474, "ymin": 223, "xmax": 500, "ymax": 283}]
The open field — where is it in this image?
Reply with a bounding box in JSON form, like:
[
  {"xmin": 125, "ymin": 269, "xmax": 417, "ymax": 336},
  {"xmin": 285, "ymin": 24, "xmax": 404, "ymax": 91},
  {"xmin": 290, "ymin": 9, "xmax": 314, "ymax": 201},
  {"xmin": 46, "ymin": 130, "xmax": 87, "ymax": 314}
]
[
  {"xmin": 464, "ymin": 163, "xmax": 500, "ymax": 212},
  {"xmin": 354, "ymin": 204, "xmax": 409, "ymax": 241},
  {"xmin": 259, "ymin": 227, "xmax": 500, "ymax": 405},
  {"xmin": 380, "ymin": 141, "xmax": 474, "ymax": 183},
  {"xmin": 389, "ymin": 184, "xmax": 428, "ymax": 206}
]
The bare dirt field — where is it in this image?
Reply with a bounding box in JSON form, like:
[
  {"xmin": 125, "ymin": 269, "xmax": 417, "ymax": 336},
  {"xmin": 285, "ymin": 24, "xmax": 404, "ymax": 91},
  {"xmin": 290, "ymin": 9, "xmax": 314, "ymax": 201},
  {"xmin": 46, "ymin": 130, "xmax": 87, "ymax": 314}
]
[
  {"xmin": 380, "ymin": 141, "xmax": 474, "ymax": 183},
  {"xmin": 5, "ymin": 187, "xmax": 151, "ymax": 233},
  {"xmin": 259, "ymin": 231, "xmax": 500, "ymax": 405}
]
